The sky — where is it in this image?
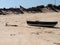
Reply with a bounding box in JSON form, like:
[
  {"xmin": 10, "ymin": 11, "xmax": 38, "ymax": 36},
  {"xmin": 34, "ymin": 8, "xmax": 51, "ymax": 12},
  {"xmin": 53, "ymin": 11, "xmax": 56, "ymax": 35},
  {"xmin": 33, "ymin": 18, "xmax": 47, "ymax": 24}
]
[{"xmin": 0, "ymin": 0, "xmax": 60, "ymax": 8}]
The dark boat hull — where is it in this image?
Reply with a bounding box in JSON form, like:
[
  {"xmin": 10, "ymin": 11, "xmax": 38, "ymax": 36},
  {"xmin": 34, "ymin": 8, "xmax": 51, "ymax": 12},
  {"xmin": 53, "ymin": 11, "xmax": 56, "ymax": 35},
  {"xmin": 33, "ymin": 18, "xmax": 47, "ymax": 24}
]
[{"xmin": 27, "ymin": 21, "xmax": 58, "ymax": 27}]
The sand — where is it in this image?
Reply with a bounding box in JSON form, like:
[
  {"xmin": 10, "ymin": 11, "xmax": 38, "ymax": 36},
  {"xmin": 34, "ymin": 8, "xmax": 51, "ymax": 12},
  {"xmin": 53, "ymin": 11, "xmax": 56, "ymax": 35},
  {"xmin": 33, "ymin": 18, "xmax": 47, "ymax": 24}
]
[{"xmin": 0, "ymin": 12, "xmax": 60, "ymax": 45}]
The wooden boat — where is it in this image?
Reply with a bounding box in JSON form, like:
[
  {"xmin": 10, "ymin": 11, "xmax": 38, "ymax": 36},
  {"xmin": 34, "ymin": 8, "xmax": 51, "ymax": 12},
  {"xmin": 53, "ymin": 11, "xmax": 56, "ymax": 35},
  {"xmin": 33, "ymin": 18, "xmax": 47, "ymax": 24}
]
[{"xmin": 27, "ymin": 21, "xmax": 58, "ymax": 27}]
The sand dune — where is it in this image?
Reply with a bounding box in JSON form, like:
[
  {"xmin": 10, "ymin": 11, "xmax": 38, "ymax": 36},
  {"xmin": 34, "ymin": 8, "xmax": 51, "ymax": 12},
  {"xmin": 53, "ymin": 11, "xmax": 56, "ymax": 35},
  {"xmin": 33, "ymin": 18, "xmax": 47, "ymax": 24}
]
[
  {"xmin": 0, "ymin": 12, "xmax": 60, "ymax": 45},
  {"xmin": 1, "ymin": 4, "xmax": 60, "ymax": 15}
]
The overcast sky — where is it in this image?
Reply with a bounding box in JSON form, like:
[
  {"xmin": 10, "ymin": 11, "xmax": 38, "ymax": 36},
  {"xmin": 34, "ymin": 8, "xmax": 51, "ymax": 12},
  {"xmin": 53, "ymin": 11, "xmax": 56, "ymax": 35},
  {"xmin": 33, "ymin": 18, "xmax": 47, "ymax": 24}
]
[{"xmin": 0, "ymin": 0, "xmax": 60, "ymax": 8}]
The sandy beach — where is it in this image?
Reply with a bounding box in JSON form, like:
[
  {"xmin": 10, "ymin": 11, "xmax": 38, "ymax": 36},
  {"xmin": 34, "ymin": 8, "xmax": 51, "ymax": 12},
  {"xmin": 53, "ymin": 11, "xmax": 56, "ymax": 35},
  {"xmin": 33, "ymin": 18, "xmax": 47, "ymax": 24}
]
[{"xmin": 0, "ymin": 12, "xmax": 60, "ymax": 45}]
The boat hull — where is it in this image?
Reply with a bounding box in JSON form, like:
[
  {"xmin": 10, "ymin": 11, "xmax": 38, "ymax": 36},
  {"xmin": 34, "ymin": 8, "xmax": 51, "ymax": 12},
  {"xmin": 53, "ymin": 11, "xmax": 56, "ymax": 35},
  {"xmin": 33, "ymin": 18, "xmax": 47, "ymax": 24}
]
[{"xmin": 27, "ymin": 21, "xmax": 58, "ymax": 27}]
